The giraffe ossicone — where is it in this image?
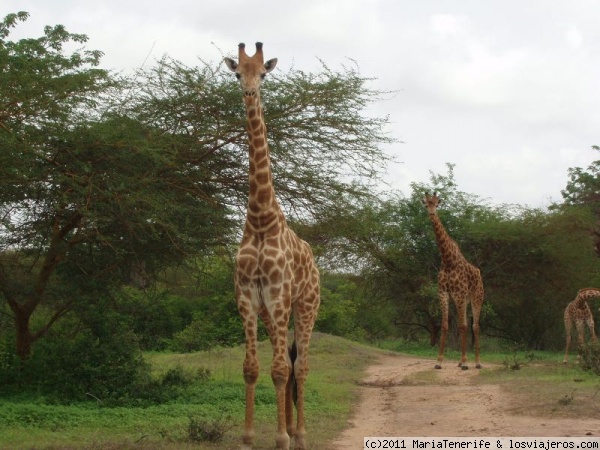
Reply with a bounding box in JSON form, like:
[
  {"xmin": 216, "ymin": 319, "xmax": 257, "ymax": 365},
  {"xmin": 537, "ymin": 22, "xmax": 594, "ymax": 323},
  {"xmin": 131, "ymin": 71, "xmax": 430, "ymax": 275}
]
[
  {"xmin": 422, "ymin": 192, "xmax": 484, "ymax": 370},
  {"xmin": 225, "ymin": 42, "xmax": 320, "ymax": 450}
]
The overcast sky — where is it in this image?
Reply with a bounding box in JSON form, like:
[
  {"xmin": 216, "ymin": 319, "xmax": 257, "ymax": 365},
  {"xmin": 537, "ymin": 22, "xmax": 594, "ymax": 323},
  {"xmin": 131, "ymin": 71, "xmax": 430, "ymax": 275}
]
[{"xmin": 5, "ymin": 0, "xmax": 599, "ymax": 207}]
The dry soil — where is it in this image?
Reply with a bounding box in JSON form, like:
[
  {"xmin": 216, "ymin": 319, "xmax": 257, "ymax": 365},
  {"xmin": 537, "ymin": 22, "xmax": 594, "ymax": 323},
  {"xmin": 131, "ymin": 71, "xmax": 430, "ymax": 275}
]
[{"xmin": 329, "ymin": 354, "xmax": 599, "ymax": 449}]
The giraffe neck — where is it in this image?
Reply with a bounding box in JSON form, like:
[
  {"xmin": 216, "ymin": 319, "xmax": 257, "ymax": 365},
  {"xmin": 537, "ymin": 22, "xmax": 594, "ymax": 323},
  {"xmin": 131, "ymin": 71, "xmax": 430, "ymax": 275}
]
[
  {"xmin": 577, "ymin": 288, "xmax": 600, "ymax": 302},
  {"xmin": 244, "ymin": 97, "xmax": 283, "ymax": 233},
  {"xmin": 429, "ymin": 212, "xmax": 460, "ymax": 267}
]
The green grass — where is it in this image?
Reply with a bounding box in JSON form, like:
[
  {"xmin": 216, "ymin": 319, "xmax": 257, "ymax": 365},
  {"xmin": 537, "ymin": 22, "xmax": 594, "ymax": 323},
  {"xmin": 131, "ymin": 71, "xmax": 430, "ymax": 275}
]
[
  {"xmin": 475, "ymin": 359, "xmax": 600, "ymax": 419},
  {"xmin": 377, "ymin": 338, "xmax": 569, "ymax": 365},
  {"xmin": 1, "ymin": 336, "xmax": 598, "ymax": 449},
  {"xmin": 0, "ymin": 333, "xmax": 382, "ymax": 450}
]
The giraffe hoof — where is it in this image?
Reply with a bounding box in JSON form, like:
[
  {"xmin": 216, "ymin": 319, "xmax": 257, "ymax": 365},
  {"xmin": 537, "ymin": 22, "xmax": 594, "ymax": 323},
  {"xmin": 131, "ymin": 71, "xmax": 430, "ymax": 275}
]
[
  {"xmin": 434, "ymin": 364, "xmax": 442, "ymax": 369},
  {"xmin": 461, "ymin": 365, "xmax": 469, "ymax": 370},
  {"xmin": 476, "ymin": 364, "xmax": 482, "ymax": 369}
]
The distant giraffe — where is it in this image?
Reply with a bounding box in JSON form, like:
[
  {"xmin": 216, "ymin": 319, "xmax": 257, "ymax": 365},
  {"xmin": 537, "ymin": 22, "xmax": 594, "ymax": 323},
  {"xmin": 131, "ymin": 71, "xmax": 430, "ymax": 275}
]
[
  {"xmin": 422, "ymin": 192, "xmax": 484, "ymax": 369},
  {"xmin": 224, "ymin": 42, "xmax": 320, "ymax": 450},
  {"xmin": 563, "ymin": 287, "xmax": 599, "ymax": 363}
]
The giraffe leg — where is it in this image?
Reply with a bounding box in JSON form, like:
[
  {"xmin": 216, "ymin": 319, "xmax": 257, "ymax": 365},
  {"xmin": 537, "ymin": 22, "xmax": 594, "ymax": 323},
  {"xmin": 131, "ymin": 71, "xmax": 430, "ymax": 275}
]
[
  {"xmin": 457, "ymin": 304, "xmax": 469, "ymax": 370},
  {"xmin": 471, "ymin": 294, "xmax": 483, "ymax": 369},
  {"xmin": 291, "ymin": 310, "xmax": 317, "ymax": 450},
  {"xmin": 436, "ymin": 290, "xmax": 450, "ymax": 369},
  {"xmin": 285, "ymin": 342, "xmax": 296, "ymax": 439},
  {"xmin": 563, "ymin": 313, "xmax": 572, "ymax": 364},
  {"xmin": 262, "ymin": 294, "xmax": 291, "ymax": 450},
  {"xmin": 240, "ymin": 307, "xmax": 259, "ymax": 449},
  {"xmin": 575, "ymin": 319, "xmax": 586, "ymax": 362},
  {"xmin": 257, "ymin": 301, "xmax": 291, "ymax": 449},
  {"xmin": 587, "ymin": 316, "xmax": 596, "ymax": 342},
  {"xmin": 272, "ymin": 337, "xmax": 291, "ymax": 450}
]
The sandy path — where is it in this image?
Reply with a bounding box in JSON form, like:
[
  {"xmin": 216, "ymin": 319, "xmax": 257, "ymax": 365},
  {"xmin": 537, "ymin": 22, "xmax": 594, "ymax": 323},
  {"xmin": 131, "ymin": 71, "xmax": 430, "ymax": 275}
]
[{"xmin": 329, "ymin": 354, "xmax": 599, "ymax": 449}]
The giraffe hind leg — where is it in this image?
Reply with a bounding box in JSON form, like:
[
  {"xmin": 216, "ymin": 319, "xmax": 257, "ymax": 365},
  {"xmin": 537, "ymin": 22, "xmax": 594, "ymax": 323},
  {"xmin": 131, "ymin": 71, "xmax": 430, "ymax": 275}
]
[
  {"xmin": 564, "ymin": 322, "xmax": 572, "ymax": 364},
  {"xmin": 285, "ymin": 341, "xmax": 297, "ymax": 438},
  {"xmin": 471, "ymin": 293, "xmax": 483, "ymax": 369},
  {"xmin": 291, "ymin": 307, "xmax": 318, "ymax": 449}
]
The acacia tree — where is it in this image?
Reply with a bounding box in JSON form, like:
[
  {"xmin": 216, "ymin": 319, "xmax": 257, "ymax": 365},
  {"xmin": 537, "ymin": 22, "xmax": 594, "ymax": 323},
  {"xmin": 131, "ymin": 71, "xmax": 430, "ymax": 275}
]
[
  {"xmin": 126, "ymin": 56, "xmax": 394, "ymax": 220},
  {"xmin": 0, "ymin": 14, "xmax": 232, "ymax": 359},
  {"xmin": 560, "ymin": 146, "xmax": 600, "ymax": 254},
  {"xmin": 0, "ymin": 13, "xmax": 395, "ymax": 360}
]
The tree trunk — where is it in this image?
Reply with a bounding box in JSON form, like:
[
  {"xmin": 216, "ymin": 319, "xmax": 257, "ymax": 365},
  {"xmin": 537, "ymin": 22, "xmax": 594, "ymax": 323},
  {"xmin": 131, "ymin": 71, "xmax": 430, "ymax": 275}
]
[{"xmin": 14, "ymin": 308, "xmax": 35, "ymax": 360}]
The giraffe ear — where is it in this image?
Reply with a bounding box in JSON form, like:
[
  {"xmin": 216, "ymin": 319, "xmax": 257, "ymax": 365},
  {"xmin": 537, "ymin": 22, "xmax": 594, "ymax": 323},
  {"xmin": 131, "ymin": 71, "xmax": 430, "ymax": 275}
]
[
  {"xmin": 264, "ymin": 58, "xmax": 278, "ymax": 73},
  {"xmin": 224, "ymin": 57, "xmax": 238, "ymax": 72}
]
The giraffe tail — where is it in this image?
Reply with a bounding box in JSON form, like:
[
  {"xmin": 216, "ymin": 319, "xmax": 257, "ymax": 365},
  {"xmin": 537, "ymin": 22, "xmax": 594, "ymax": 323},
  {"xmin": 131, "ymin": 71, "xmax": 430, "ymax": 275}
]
[{"xmin": 289, "ymin": 340, "xmax": 298, "ymax": 406}]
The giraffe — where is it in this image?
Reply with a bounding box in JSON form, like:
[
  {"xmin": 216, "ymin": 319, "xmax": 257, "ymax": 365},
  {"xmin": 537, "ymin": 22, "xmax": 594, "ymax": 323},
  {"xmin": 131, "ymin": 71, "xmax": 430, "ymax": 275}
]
[
  {"xmin": 422, "ymin": 192, "xmax": 484, "ymax": 370},
  {"xmin": 224, "ymin": 42, "xmax": 320, "ymax": 450},
  {"xmin": 563, "ymin": 287, "xmax": 599, "ymax": 363}
]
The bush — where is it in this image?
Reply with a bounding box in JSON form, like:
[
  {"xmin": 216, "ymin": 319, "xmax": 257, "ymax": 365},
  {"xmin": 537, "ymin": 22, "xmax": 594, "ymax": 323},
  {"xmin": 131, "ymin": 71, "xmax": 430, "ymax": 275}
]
[
  {"xmin": 187, "ymin": 414, "xmax": 233, "ymax": 443},
  {"xmin": 580, "ymin": 341, "xmax": 600, "ymax": 375},
  {"xmin": 16, "ymin": 327, "xmax": 154, "ymax": 405}
]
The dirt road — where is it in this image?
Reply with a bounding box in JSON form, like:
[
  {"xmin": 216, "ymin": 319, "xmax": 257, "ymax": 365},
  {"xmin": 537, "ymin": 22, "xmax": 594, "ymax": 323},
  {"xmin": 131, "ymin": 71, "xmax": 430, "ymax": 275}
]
[{"xmin": 329, "ymin": 354, "xmax": 598, "ymax": 449}]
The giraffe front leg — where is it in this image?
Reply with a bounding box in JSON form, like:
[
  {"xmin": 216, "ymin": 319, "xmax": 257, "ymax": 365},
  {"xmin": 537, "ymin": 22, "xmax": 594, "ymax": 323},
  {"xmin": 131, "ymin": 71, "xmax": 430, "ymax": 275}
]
[
  {"xmin": 240, "ymin": 316, "xmax": 259, "ymax": 449},
  {"xmin": 455, "ymin": 303, "xmax": 469, "ymax": 370},
  {"xmin": 436, "ymin": 290, "xmax": 450, "ymax": 369},
  {"xmin": 587, "ymin": 317, "xmax": 596, "ymax": 342}
]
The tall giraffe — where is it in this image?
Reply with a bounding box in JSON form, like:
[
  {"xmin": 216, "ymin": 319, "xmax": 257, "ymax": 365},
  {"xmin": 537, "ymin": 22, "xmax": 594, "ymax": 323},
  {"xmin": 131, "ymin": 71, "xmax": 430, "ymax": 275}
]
[
  {"xmin": 422, "ymin": 192, "xmax": 484, "ymax": 369},
  {"xmin": 224, "ymin": 42, "xmax": 320, "ymax": 450},
  {"xmin": 563, "ymin": 287, "xmax": 599, "ymax": 363}
]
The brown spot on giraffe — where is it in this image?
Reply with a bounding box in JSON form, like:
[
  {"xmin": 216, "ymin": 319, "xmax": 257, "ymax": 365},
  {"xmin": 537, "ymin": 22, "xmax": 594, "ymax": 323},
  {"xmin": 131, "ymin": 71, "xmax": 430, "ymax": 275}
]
[
  {"xmin": 224, "ymin": 42, "xmax": 320, "ymax": 450},
  {"xmin": 563, "ymin": 287, "xmax": 599, "ymax": 363},
  {"xmin": 422, "ymin": 192, "xmax": 484, "ymax": 370}
]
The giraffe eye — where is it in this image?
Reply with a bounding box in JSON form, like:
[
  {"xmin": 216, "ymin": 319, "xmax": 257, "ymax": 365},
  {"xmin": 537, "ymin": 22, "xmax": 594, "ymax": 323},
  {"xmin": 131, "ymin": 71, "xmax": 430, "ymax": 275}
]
[
  {"xmin": 235, "ymin": 73, "xmax": 241, "ymax": 80},
  {"xmin": 260, "ymin": 73, "xmax": 266, "ymax": 80}
]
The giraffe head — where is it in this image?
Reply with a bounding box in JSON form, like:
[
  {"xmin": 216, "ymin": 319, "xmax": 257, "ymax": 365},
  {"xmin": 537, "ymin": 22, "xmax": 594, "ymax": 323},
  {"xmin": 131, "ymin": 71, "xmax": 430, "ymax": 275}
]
[
  {"xmin": 224, "ymin": 42, "xmax": 277, "ymax": 105},
  {"xmin": 422, "ymin": 192, "xmax": 442, "ymax": 215}
]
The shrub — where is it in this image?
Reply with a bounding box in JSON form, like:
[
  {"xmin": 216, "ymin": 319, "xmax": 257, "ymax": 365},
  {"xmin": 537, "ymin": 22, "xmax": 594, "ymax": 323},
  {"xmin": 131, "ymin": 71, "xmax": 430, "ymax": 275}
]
[
  {"xmin": 187, "ymin": 414, "xmax": 233, "ymax": 443},
  {"xmin": 580, "ymin": 341, "xmax": 600, "ymax": 375},
  {"xmin": 18, "ymin": 327, "xmax": 154, "ymax": 405}
]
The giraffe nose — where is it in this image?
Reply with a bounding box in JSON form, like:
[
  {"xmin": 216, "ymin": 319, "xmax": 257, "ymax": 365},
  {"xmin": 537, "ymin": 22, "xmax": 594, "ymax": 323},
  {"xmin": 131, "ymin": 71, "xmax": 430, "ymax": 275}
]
[{"xmin": 244, "ymin": 89, "xmax": 257, "ymax": 98}]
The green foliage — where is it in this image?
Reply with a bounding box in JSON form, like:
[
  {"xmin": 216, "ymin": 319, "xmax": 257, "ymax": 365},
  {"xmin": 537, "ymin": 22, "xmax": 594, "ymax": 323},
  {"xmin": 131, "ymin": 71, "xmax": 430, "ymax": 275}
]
[
  {"xmin": 3, "ymin": 322, "xmax": 152, "ymax": 405},
  {"xmin": 167, "ymin": 253, "xmax": 253, "ymax": 352},
  {"xmin": 501, "ymin": 345, "xmax": 536, "ymax": 370},
  {"xmin": 579, "ymin": 341, "xmax": 600, "ymax": 375},
  {"xmin": 116, "ymin": 287, "xmax": 193, "ymax": 351},
  {"xmin": 316, "ymin": 274, "xmax": 364, "ymax": 340},
  {"xmin": 561, "ymin": 146, "xmax": 600, "ymax": 206}
]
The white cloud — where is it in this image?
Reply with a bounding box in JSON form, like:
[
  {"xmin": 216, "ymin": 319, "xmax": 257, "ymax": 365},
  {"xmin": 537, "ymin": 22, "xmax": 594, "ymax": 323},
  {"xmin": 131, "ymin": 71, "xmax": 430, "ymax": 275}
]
[
  {"xmin": 565, "ymin": 25, "xmax": 584, "ymax": 49},
  {"xmin": 430, "ymin": 14, "xmax": 468, "ymax": 38}
]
